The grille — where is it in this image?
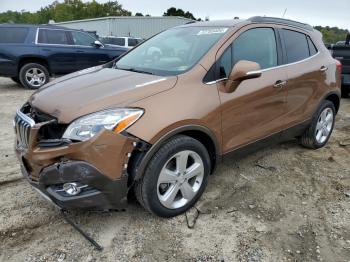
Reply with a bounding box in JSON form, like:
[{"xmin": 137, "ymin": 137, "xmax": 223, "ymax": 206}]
[{"xmin": 14, "ymin": 109, "xmax": 35, "ymax": 148}]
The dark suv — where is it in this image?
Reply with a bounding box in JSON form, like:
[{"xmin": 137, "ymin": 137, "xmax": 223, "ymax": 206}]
[{"xmin": 0, "ymin": 24, "xmax": 128, "ymax": 89}]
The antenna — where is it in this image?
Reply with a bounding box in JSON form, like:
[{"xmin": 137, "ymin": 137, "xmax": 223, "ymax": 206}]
[{"xmin": 282, "ymin": 8, "xmax": 287, "ymax": 18}]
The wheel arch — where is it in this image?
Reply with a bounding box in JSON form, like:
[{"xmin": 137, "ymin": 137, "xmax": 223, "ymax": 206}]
[
  {"xmin": 324, "ymin": 92, "xmax": 340, "ymax": 114},
  {"xmin": 18, "ymin": 56, "xmax": 50, "ymax": 74},
  {"xmin": 131, "ymin": 125, "xmax": 221, "ymax": 182}
]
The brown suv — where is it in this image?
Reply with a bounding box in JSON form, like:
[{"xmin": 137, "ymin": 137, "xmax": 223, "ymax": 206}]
[{"xmin": 15, "ymin": 17, "xmax": 341, "ymax": 217}]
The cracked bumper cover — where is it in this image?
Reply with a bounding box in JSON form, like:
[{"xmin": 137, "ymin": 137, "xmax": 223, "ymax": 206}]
[
  {"xmin": 21, "ymin": 161, "xmax": 128, "ymax": 210},
  {"xmin": 16, "ymin": 129, "xmax": 138, "ymax": 211}
]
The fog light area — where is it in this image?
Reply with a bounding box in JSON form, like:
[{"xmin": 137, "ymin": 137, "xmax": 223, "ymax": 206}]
[
  {"xmin": 63, "ymin": 183, "xmax": 81, "ymax": 196},
  {"xmin": 51, "ymin": 182, "xmax": 91, "ymax": 197}
]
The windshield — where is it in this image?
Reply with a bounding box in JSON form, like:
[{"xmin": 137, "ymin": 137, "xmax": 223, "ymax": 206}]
[{"xmin": 114, "ymin": 26, "xmax": 229, "ymax": 76}]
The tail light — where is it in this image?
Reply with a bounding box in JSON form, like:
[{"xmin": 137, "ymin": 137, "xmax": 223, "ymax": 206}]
[{"xmin": 335, "ymin": 59, "xmax": 342, "ymax": 73}]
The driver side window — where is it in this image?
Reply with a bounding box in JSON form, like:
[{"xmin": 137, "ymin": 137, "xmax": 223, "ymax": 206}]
[
  {"xmin": 71, "ymin": 31, "xmax": 96, "ymax": 46},
  {"xmin": 205, "ymin": 27, "xmax": 278, "ymax": 83}
]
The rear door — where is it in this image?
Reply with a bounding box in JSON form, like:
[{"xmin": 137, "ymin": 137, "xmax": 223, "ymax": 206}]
[
  {"xmin": 68, "ymin": 30, "xmax": 111, "ymax": 70},
  {"xmin": 213, "ymin": 26, "xmax": 289, "ymax": 153},
  {"xmin": 0, "ymin": 26, "xmax": 30, "ymax": 76},
  {"xmin": 280, "ymin": 28, "xmax": 324, "ymax": 126},
  {"xmin": 37, "ymin": 28, "xmax": 76, "ymax": 74}
]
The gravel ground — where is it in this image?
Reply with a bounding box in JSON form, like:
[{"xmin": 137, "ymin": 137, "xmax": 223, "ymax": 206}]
[{"xmin": 0, "ymin": 76, "xmax": 349, "ymax": 262}]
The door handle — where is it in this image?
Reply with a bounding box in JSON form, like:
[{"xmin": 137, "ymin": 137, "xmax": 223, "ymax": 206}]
[
  {"xmin": 320, "ymin": 66, "xmax": 328, "ymax": 72},
  {"xmin": 76, "ymin": 50, "xmax": 85, "ymax": 53},
  {"xmin": 274, "ymin": 80, "xmax": 287, "ymax": 88}
]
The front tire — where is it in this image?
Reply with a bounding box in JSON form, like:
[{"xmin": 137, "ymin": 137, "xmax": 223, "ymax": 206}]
[
  {"xmin": 19, "ymin": 63, "xmax": 49, "ymax": 89},
  {"xmin": 300, "ymin": 100, "xmax": 335, "ymax": 149},
  {"xmin": 135, "ymin": 135, "xmax": 211, "ymax": 217}
]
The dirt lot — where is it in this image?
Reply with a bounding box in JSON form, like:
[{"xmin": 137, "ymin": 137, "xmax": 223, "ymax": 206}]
[{"xmin": 0, "ymin": 76, "xmax": 349, "ymax": 262}]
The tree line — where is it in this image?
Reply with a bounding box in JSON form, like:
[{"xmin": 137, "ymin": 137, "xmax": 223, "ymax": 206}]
[
  {"xmin": 314, "ymin": 26, "xmax": 349, "ymax": 44},
  {"xmin": 0, "ymin": 0, "xmax": 347, "ymax": 44}
]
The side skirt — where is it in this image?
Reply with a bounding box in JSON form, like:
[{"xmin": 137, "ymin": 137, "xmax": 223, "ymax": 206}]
[{"xmin": 222, "ymin": 120, "xmax": 310, "ymax": 161}]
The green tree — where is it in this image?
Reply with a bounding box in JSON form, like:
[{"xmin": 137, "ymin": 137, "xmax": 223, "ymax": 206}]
[
  {"xmin": 135, "ymin": 12, "xmax": 143, "ymax": 16},
  {"xmin": 163, "ymin": 7, "xmax": 199, "ymax": 21},
  {"xmin": 314, "ymin": 26, "xmax": 349, "ymax": 44},
  {"xmin": 0, "ymin": 0, "xmax": 131, "ymax": 24}
]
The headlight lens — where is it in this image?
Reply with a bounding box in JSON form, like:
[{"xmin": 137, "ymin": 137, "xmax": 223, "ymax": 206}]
[{"xmin": 62, "ymin": 108, "xmax": 144, "ymax": 141}]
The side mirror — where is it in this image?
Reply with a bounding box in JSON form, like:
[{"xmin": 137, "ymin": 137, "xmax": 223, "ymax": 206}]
[
  {"xmin": 94, "ymin": 40, "xmax": 103, "ymax": 48},
  {"xmin": 222, "ymin": 60, "xmax": 262, "ymax": 93}
]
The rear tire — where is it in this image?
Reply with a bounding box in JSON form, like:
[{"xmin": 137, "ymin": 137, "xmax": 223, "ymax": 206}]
[
  {"xmin": 135, "ymin": 135, "xmax": 211, "ymax": 217},
  {"xmin": 19, "ymin": 63, "xmax": 49, "ymax": 89},
  {"xmin": 300, "ymin": 100, "xmax": 335, "ymax": 149}
]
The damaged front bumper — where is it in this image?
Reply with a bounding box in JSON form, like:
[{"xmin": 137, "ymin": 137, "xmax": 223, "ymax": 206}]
[
  {"xmin": 20, "ymin": 161, "xmax": 128, "ymax": 210},
  {"xmin": 14, "ymin": 105, "xmax": 141, "ymax": 211}
]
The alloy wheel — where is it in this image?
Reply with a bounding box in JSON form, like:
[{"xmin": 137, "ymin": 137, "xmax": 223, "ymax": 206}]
[
  {"xmin": 157, "ymin": 150, "xmax": 204, "ymax": 209},
  {"xmin": 315, "ymin": 107, "xmax": 333, "ymax": 144},
  {"xmin": 25, "ymin": 68, "xmax": 46, "ymax": 88}
]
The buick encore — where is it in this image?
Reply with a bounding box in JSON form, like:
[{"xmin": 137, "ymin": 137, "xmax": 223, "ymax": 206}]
[{"xmin": 14, "ymin": 17, "xmax": 341, "ymax": 217}]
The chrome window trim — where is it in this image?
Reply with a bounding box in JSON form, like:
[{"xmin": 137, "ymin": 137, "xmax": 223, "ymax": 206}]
[
  {"xmin": 248, "ymin": 51, "xmax": 320, "ymax": 74},
  {"xmin": 204, "ymin": 51, "xmax": 320, "ymax": 85},
  {"xmin": 205, "ymin": 78, "xmax": 228, "ymax": 85},
  {"xmin": 35, "ymin": 28, "xmax": 104, "ymax": 48}
]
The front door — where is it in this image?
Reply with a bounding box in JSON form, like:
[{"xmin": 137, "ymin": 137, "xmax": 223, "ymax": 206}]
[
  {"xmin": 69, "ymin": 31, "xmax": 111, "ymax": 70},
  {"xmin": 215, "ymin": 27, "xmax": 289, "ymax": 153}
]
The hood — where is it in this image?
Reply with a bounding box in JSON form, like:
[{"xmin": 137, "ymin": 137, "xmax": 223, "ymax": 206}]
[{"xmin": 29, "ymin": 67, "xmax": 177, "ymax": 123}]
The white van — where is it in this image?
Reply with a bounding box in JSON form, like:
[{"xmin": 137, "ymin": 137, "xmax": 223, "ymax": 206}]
[{"xmin": 100, "ymin": 36, "xmax": 143, "ymax": 49}]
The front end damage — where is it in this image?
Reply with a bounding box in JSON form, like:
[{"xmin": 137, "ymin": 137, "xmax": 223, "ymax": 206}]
[{"xmin": 14, "ymin": 104, "xmax": 149, "ymax": 211}]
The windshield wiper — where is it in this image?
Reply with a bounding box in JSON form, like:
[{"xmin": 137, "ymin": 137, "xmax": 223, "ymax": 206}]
[{"xmin": 118, "ymin": 67, "xmax": 155, "ymax": 75}]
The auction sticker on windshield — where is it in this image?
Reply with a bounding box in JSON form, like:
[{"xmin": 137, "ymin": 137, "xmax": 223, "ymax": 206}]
[{"xmin": 197, "ymin": 28, "xmax": 228, "ymax": 35}]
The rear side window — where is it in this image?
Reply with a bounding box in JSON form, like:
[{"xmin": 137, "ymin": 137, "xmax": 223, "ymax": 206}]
[
  {"xmin": 38, "ymin": 29, "xmax": 69, "ymax": 45},
  {"xmin": 307, "ymin": 36, "xmax": 318, "ymax": 56},
  {"xmin": 282, "ymin": 29, "xmax": 310, "ymax": 63},
  {"xmin": 110, "ymin": 38, "xmax": 125, "ymax": 46},
  {"xmin": 128, "ymin": 38, "xmax": 138, "ymax": 47},
  {"xmin": 0, "ymin": 27, "xmax": 28, "ymax": 43}
]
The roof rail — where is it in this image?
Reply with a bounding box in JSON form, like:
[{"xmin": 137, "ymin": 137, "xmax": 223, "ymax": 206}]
[{"xmin": 248, "ymin": 16, "xmax": 313, "ymax": 31}]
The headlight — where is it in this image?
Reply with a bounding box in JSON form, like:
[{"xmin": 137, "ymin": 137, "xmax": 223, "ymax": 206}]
[{"xmin": 62, "ymin": 108, "xmax": 144, "ymax": 141}]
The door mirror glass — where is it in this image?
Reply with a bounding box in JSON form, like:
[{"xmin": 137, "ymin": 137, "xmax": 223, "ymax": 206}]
[{"xmin": 222, "ymin": 60, "xmax": 261, "ymax": 93}]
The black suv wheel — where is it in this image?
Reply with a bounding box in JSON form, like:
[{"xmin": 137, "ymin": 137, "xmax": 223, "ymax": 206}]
[{"xmin": 19, "ymin": 63, "xmax": 49, "ymax": 89}]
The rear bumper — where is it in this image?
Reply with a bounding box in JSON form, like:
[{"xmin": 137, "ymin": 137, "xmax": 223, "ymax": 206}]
[{"xmin": 20, "ymin": 160, "xmax": 128, "ymax": 210}]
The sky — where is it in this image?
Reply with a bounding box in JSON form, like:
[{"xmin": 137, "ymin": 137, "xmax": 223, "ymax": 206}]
[{"xmin": 0, "ymin": 0, "xmax": 349, "ymax": 30}]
